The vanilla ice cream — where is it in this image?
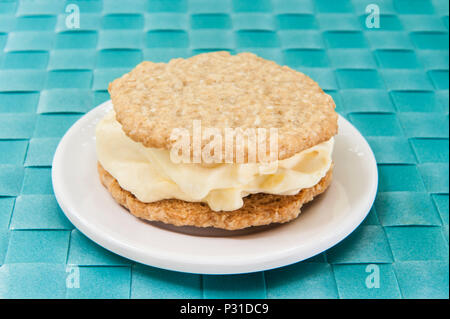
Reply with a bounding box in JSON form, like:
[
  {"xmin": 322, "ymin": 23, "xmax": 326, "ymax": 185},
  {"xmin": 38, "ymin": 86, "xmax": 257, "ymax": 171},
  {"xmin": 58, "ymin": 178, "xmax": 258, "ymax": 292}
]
[{"xmin": 96, "ymin": 110, "xmax": 334, "ymax": 211}]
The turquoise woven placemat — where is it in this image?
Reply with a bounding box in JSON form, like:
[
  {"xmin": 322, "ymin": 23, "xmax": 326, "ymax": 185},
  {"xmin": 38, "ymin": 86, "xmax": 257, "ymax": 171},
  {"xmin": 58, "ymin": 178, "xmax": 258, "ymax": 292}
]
[{"xmin": 0, "ymin": 0, "xmax": 448, "ymax": 299}]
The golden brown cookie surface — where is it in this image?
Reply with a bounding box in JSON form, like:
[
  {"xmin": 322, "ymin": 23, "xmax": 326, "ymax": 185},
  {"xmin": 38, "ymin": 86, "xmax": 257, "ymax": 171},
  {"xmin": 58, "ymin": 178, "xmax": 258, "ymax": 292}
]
[
  {"xmin": 98, "ymin": 163, "xmax": 333, "ymax": 230},
  {"xmin": 108, "ymin": 51, "xmax": 338, "ymax": 161}
]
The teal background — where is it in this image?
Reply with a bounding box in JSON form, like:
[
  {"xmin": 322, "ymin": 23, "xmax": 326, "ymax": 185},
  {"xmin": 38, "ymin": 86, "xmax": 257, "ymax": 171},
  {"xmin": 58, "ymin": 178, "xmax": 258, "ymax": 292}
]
[{"xmin": 0, "ymin": 0, "xmax": 448, "ymax": 299}]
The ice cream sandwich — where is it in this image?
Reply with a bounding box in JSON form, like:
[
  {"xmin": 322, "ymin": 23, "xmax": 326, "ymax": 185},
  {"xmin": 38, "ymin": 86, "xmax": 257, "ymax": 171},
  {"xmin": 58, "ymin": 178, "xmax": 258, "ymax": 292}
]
[{"xmin": 96, "ymin": 51, "xmax": 338, "ymax": 230}]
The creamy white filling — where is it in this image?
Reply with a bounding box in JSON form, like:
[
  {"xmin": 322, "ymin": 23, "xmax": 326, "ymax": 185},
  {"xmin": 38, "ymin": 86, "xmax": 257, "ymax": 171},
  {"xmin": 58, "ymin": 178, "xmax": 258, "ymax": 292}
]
[{"xmin": 96, "ymin": 111, "xmax": 334, "ymax": 211}]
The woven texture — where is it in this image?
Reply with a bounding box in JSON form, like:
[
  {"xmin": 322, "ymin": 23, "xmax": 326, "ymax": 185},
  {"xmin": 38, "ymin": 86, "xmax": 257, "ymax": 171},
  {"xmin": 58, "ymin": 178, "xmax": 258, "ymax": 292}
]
[{"xmin": 0, "ymin": 0, "xmax": 448, "ymax": 299}]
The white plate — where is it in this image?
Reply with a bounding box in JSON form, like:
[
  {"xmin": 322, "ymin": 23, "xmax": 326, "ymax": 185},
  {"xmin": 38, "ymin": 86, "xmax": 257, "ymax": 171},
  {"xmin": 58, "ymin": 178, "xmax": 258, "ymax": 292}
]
[{"xmin": 52, "ymin": 100, "xmax": 378, "ymax": 274}]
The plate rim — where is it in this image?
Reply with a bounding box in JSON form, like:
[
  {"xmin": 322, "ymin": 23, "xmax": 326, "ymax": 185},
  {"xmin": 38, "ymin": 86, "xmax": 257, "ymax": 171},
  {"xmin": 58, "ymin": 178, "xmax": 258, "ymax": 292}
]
[{"xmin": 52, "ymin": 100, "xmax": 378, "ymax": 274}]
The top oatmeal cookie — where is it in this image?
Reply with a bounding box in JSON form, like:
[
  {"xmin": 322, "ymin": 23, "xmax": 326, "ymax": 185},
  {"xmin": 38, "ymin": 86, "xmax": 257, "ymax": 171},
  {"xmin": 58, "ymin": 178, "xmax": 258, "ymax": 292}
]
[{"xmin": 108, "ymin": 51, "xmax": 338, "ymax": 162}]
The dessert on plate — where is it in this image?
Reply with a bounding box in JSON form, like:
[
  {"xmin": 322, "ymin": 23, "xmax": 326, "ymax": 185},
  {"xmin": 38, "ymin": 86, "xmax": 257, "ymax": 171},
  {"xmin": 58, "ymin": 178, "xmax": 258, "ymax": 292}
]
[{"xmin": 96, "ymin": 51, "xmax": 338, "ymax": 230}]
